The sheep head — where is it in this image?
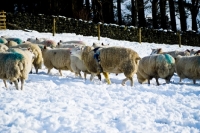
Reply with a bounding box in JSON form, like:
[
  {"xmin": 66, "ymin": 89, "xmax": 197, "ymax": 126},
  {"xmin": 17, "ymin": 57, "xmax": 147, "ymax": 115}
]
[{"xmin": 70, "ymin": 45, "xmax": 85, "ymax": 60}]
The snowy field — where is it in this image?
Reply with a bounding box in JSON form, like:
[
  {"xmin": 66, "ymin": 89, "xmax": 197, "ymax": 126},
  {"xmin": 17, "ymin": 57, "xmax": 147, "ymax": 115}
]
[{"xmin": 0, "ymin": 29, "xmax": 200, "ymax": 133}]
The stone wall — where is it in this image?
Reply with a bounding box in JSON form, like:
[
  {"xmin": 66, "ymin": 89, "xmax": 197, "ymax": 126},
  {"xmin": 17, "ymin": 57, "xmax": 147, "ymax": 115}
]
[{"xmin": 6, "ymin": 12, "xmax": 200, "ymax": 46}]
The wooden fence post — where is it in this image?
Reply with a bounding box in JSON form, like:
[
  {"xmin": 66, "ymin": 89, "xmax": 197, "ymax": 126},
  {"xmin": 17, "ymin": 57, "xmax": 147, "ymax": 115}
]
[
  {"xmin": 138, "ymin": 28, "xmax": 141, "ymax": 43},
  {"xmin": 0, "ymin": 10, "xmax": 6, "ymax": 30},
  {"xmin": 52, "ymin": 16, "xmax": 56, "ymax": 36},
  {"xmin": 97, "ymin": 22, "xmax": 101, "ymax": 40}
]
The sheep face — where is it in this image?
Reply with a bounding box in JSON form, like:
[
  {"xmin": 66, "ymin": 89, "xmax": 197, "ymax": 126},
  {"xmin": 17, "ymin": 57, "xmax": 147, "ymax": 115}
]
[
  {"xmin": 150, "ymin": 48, "xmax": 162, "ymax": 55},
  {"xmin": 70, "ymin": 46, "xmax": 85, "ymax": 60}
]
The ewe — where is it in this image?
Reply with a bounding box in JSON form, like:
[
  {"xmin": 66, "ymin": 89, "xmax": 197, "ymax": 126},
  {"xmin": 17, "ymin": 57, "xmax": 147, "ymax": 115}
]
[
  {"xmin": 70, "ymin": 45, "xmax": 141, "ymax": 86},
  {"xmin": 137, "ymin": 54, "xmax": 175, "ymax": 85}
]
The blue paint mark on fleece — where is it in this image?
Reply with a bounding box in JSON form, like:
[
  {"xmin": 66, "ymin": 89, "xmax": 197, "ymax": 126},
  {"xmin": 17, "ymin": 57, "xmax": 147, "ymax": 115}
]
[
  {"xmin": 0, "ymin": 38, "xmax": 5, "ymax": 43},
  {"xmin": 9, "ymin": 38, "xmax": 23, "ymax": 44},
  {"xmin": 164, "ymin": 54, "xmax": 174, "ymax": 64},
  {"xmin": 4, "ymin": 52, "xmax": 24, "ymax": 61}
]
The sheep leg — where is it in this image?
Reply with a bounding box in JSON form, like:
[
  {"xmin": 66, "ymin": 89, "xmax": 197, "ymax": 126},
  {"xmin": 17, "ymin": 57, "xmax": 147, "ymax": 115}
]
[
  {"xmin": 84, "ymin": 72, "xmax": 87, "ymax": 80},
  {"xmin": 193, "ymin": 79, "xmax": 196, "ymax": 84},
  {"xmin": 97, "ymin": 73, "xmax": 101, "ymax": 81},
  {"xmin": 122, "ymin": 77, "xmax": 129, "ymax": 86},
  {"xmin": 90, "ymin": 73, "xmax": 96, "ymax": 81},
  {"xmin": 59, "ymin": 70, "xmax": 62, "ymax": 76},
  {"xmin": 148, "ymin": 79, "xmax": 150, "ymax": 84},
  {"xmin": 13, "ymin": 80, "xmax": 19, "ymax": 90},
  {"xmin": 155, "ymin": 77, "xmax": 160, "ymax": 85},
  {"xmin": 102, "ymin": 72, "xmax": 111, "ymax": 84},
  {"xmin": 179, "ymin": 78, "xmax": 182, "ymax": 83},
  {"xmin": 3, "ymin": 80, "xmax": 7, "ymax": 88},
  {"xmin": 20, "ymin": 78, "xmax": 24, "ymax": 90},
  {"xmin": 47, "ymin": 69, "xmax": 51, "ymax": 74},
  {"xmin": 129, "ymin": 77, "xmax": 133, "ymax": 86}
]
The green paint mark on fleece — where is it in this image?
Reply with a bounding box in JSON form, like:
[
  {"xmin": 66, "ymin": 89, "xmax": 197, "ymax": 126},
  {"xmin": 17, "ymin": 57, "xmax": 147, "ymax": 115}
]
[
  {"xmin": 4, "ymin": 52, "xmax": 24, "ymax": 61},
  {"xmin": 164, "ymin": 54, "xmax": 174, "ymax": 64},
  {"xmin": 13, "ymin": 38, "xmax": 23, "ymax": 44},
  {"xmin": 0, "ymin": 38, "xmax": 5, "ymax": 43}
]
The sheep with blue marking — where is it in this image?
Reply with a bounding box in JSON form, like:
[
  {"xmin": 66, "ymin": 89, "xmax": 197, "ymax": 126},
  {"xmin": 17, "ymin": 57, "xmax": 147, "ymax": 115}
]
[
  {"xmin": 137, "ymin": 54, "xmax": 175, "ymax": 85},
  {"xmin": 10, "ymin": 42, "xmax": 43, "ymax": 74},
  {"xmin": 70, "ymin": 45, "xmax": 141, "ymax": 86},
  {"xmin": 0, "ymin": 37, "xmax": 8, "ymax": 44},
  {"xmin": 0, "ymin": 49, "xmax": 33, "ymax": 90},
  {"xmin": 5, "ymin": 40, "xmax": 18, "ymax": 47},
  {"xmin": 1, "ymin": 36, "xmax": 23, "ymax": 44}
]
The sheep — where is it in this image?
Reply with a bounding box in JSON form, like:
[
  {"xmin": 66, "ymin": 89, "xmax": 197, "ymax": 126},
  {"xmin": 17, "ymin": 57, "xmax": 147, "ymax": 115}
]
[
  {"xmin": 0, "ymin": 44, "xmax": 8, "ymax": 52},
  {"xmin": 0, "ymin": 50, "xmax": 33, "ymax": 90},
  {"xmin": 150, "ymin": 48, "xmax": 190, "ymax": 58},
  {"xmin": 27, "ymin": 38, "xmax": 57, "ymax": 48},
  {"xmin": 137, "ymin": 54, "xmax": 175, "ymax": 85},
  {"xmin": 70, "ymin": 55, "xmax": 101, "ymax": 80},
  {"xmin": 92, "ymin": 42, "xmax": 110, "ymax": 48},
  {"xmin": 1, "ymin": 37, "xmax": 23, "ymax": 44},
  {"xmin": 41, "ymin": 46, "xmax": 73, "ymax": 76},
  {"xmin": 0, "ymin": 37, "xmax": 8, "ymax": 44},
  {"xmin": 5, "ymin": 40, "xmax": 18, "ymax": 47},
  {"xmin": 175, "ymin": 55, "xmax": 200, "ymax": 84},
  {"xmin": 70, "ymin": 45, "xmax": 141, "ymax": 86},
  {"xmin": 56, "ymin": 40, "xmax": 86, "ymax": 48},
  {"xmin": 10, "ymin": 42, "xmax": 43, "ymax": 74},
  {"xmin": 190, "ymin": 49, "xmax": 200, "ymax": 56}
]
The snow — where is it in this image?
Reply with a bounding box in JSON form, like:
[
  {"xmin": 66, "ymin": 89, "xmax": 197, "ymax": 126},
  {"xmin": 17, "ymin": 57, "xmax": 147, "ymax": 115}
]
[{"xmin": 0, "ymin": 29, "xmax": 200, "ymax": 133}]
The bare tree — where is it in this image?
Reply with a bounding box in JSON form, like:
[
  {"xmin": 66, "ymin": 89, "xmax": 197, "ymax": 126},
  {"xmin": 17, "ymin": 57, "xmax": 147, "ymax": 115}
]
[
  {"xmin": 178, "ymin": 0, "xmax": 187, "ymax": 31},
  {"xmin": 117, "ymin": 0, "xmax": 122, "ymax": 25},
  {"xmin": 137, "ymin": 0, "xmax": 146, "ymax": 27},
  {"xmin": 160, "ymin": 0, "xmax": 167, "ymax": 29},
  {"xmin": 131, "ymin": 0, "xmax": 137, "ymax": 26},
  {"xmin": 168, "ymin": 0, "xmax": 177, "ymax": 31},
  {"xmin": 151, "ymin": 0, "xmax": 159, "ymax": 29}
]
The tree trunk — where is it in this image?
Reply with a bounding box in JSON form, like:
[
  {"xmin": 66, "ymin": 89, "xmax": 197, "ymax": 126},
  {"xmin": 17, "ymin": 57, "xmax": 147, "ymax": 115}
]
[
  {"xmin": 160, "ymin": 0, "xmax": 167, "ymax": 29},
  {"xmin": 117, "ymin": 0, "xmax": 122, "ymax": 25},
  {"xmin": 137, "ymin": 0, "xmax": 146, "ymax": 27},
  {"xmin": 178, "ymin": 0, "xmax": 187, "ymax": 31},
  {"xmin": 102, "ymin": 0, "xmax": 114, "ymax": 23},
  {"xmin": 191, "ymin": 0, "xmax": 199, "ymax": 32},
  {"xmin": 131, "ymin": 0, "xmax": 137, "ymax": 26},
  {"xmin": 168, "ymin": 0, "xmax": 177, "ymax": 31},
  {"xmin": 152, "ymin": 0, "xmax": 158, "ymax": 29}
]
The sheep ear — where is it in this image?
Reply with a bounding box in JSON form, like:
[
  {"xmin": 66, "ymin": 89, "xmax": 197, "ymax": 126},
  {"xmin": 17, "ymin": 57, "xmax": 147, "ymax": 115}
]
[
  {"xmin": 92, "ymin": 43, "xmax": 95, "ymax": 46},
  {"xmin": 60, "ymin": 40, "xmax": 62, "ymax": 43},
  {"xmin": 102, "ymin": 43, "xmax": 104, "ymax": 46},
  {"xmin": 44, "ymin": 45, "xmax": 46, "ymax": 49},
  {"xmin": 158, "ymin": 48, "xmax": 162, "ymax": 52},
  {"xmin": 57, "ymin": 42, "xmax": 60, "ymax": 45},
  {"xmin": 36, "ymin": 38, "xmax": 38, "ymax": 40}
]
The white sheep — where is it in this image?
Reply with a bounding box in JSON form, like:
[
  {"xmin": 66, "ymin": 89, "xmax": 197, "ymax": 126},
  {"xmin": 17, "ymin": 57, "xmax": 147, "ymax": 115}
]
[
  {"xmin": 1, "ymin": 37, "xmax": 23, "ymax": 44},
  {"xmin": 0, "ymin": 37, "xmax": 8, "ymax": 44},
  {"xmin": 41, "ymin": 46, "xmax": 73, "ymax": 76},
  {"xmin": 0, "ymin": 49, "xmax": 33, "ymax": 90},
  {"xmin": 92, "ymin": 42, "xmax": 110, "ymax": 48},
  {"xmin": 56, "ymin": 40, "xmax": 86, "ymax": 48},
  {"xmin": 150, "ymin": 48, "xmax": 190, "ymax": 58},
  {"xmin": 0, "ymin": 44, "xmax": 8, "ymax": 52},
  {"xmin": 10, "ymin": 42, "xmax": 43, "ymax": 74},
  {"xmin": 70, "ymin": 55, "xmax": 101, "ymax": 80},
  {"xmin": 137, "ymin": 54, "xmax": 175, "ymax": 85},
  {"xmin": 27, "ymin": 38, "xmax": 57, "ymax": 48},
  {"xmin": 175, "ymin": 55, "xmax": 200, "ymax": 84},
  {"xmin": 5, "ymin": 40, "xmax": 18, "ymax": 47},
  {"xmin": 70, "ymin": 45, "xmax": 141, "ymax": 86}
]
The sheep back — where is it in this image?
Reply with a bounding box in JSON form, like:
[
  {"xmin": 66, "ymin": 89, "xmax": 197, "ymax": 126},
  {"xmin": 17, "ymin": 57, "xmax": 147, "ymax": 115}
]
[{"xmin": 99, "ymin": 46, "xmax": 141, "ymax": 77}]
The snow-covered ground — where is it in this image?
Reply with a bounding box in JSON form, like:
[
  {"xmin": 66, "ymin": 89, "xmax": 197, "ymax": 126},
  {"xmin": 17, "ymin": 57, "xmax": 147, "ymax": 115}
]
[{"xmin": 0, "ymin": 29, "xmax": 200, "ymax": 133}]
